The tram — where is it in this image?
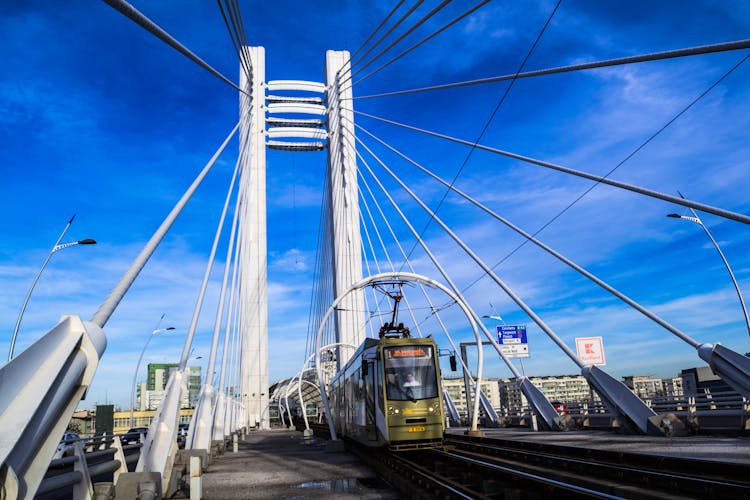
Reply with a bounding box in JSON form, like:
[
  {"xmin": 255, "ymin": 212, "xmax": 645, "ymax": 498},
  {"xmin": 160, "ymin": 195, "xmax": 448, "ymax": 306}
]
[{"xmin": 328, "ymin": 324, "xmax": 445, "ymax": 450}]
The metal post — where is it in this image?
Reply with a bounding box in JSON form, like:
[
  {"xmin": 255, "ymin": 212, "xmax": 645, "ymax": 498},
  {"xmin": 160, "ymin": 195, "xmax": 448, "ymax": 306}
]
[
  {"xmin": 131, "ymin": 320, "xmax": 174, "ymax": 428},
  {"xmin": 668, "ymin": 198, "xmax": 750, "ymax": 340},
  {"xmin": 460, "ymin": 344, "xmax": 472, "ymax": 426},
  {"xmin": 9, "ymin": 216, "xmax": 96, "ymax": 361}
]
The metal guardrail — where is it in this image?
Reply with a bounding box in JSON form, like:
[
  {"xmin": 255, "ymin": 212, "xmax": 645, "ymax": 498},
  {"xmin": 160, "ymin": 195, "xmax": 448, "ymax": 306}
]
[
  {"xmin": 36, "ymin": 434, "xmax": 141, "ymax": 499},
  {"xmin": 487, "ymin": 391, "xmax": 749, "ymax": 433}
]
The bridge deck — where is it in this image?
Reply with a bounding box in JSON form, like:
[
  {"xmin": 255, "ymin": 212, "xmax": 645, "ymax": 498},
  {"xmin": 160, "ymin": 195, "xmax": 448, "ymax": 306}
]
[
  {"xmin": 446, "ymin": 427, "xmax": 750, "ymax": 464},
  {"xmin": 201, "ymin": 429, "xmax": 397, "ymax": 499}
]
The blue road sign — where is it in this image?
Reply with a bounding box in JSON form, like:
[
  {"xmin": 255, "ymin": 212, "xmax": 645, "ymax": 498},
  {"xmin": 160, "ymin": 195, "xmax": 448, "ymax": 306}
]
[{"xmin": 496, "ymin": 325, "xmax": 529, "ymax": 358}]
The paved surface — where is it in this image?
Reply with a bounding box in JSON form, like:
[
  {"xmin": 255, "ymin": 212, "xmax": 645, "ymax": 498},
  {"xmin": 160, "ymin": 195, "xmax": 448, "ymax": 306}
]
[
  {"xmin": 447, "ymin": 427, "xmax": 750, "ymax": 464},
  {"xmin": 201, "ymin": 429, "xmax": 398, "ymax": 499}
]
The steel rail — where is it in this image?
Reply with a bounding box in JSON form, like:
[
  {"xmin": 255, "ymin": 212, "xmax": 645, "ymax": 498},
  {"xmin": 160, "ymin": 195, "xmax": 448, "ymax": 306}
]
[
  {"xmin": 446, "ymin": 433, "xmax": 750, "ymax": 493},
  {"xmin": 427, "ymin": 448, "xmax": 624, "ymax": 498},
  {"xmin": 446, "ymin": 439, "xmax": 750, "ymax": 497}
]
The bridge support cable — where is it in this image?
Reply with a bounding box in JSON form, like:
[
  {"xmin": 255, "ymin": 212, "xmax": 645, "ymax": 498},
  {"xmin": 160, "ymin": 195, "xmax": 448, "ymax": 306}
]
[
  {"xmin": 91, "ymin": 123, "xmax": 238, "ymax": 328},
  {"xmin": 407, "ymin": 53, "xmax": 750, "ymax": 302},
  {"xmin": 358, "ymin": 189, "xmax": 426, "ymax": 338},
  {"xmin": 359, "ymin": 125, "xmax": 750, "ymax": 400},
  {"xmin": 363, "ymin": 0, "xmax": 561, "ymax": 276},
  {"xmin": 357, "ymin": 170, "xmax": 458, "ymax": 346},
  {"xmin": 223, "ymin": 259, "xmax": 243, "ymax": 435},
  {"xmin": 347, "ymin": 0, "xmax": 456, "ymax": 86},
  {"xmin": 189, "ymin": 159, "xmax": 244, "ymax": 453},
  {"xmin": 355, "ymin": 125, "xmax": 707, "ymax": 347},
  {"xmin": 101, "ymin": 0, "xmax": 247, "ymax": 96},
  {"xmin": 357, "ymin": 167, "xmax": 482, "ymax": 406},
  {"xmin": 348, "ymin": 1, "xmax": 427, "ymax": 74},
  {"xmin": 0, "ymin": 316, "xmax": 106, "ymax": 498},
  {"xmin": 213, "ymin": 204, "xmax": 243, "ymax": 443},
  {"xmin": 358, "ymin": 137, "xmax": 666, "ymax": 434},
  {"xmin": 217, "ymin": 0, "xmax": 254, "ymax": 86},
  {"xmin": 346, "ymin": 1, "xmax": 406, "ymax": 67},
  {"xmin": 347, "ymin": 0, "xmax": 491, "ymax": 90},
  {"xmin": 304, "ymin": 179, "xmax": 336, "ymax": 362},
  {"xmin": 358, "ymin": 150, "xmax": 558, "ymax": 431},
  {"xmin": 137, "ymin": 142, "xmax": 242, "ymax": 494},
  {"xmin": 355, "ymin": 111, "xmax": 750, "ymax": 226},
  {"xmin": 355, "ymin": 38, "xmax": 750, "ymax": 100},
  {"xmin": 355, "ymin": 149, "xmax": 567, "ymax": 433}
]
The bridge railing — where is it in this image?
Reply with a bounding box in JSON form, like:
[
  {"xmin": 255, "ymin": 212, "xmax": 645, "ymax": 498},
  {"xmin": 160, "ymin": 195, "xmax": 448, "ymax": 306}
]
[
  {"xmin": 36, "ymin": 436, "xmax": 137, "ymax": 499},
  {"xmin": 492, "ymin": 391, "xmax": 749, "ymax": 433}
]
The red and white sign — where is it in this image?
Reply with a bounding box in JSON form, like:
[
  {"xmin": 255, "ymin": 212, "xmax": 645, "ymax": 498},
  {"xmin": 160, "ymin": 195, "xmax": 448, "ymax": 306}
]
[{"xmin": 575, "ymin": 336, "xmax": 606, "ymax": 366}]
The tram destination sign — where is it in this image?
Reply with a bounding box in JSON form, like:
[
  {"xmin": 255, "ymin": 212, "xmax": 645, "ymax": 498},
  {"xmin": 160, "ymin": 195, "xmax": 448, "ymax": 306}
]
[{"xmin": 496, "ymin": 325, "xmax": 530, "ymax": 358}]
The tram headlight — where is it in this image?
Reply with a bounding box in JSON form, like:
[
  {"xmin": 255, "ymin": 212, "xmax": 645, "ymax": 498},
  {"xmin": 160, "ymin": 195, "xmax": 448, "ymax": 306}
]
[{"xmin": 387, "ymin": 406, "xmax": 400, "ymax": 415}]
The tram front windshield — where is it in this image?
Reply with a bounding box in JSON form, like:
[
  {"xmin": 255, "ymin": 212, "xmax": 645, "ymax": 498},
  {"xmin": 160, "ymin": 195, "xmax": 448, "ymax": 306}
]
[{"xmin": 384, "ymin": 346, "xmax": 438, "ymax": 401}]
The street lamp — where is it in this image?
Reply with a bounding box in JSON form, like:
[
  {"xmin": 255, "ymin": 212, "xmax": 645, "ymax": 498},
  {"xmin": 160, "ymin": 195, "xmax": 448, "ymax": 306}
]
[
  {"xmin": 8, "ymin": 216, "xmax": 96, "ymax": 361},
  {"xmin": 667, "ymin": 209, "xmax": 750, "ymax": 340},
  {"xmin": 130, "ymin": 323, "xmax": 176, "ymax": 428}
]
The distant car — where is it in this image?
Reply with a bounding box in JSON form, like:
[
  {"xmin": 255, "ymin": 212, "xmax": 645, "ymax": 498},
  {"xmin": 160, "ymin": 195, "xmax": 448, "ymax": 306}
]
[
  {"xmin": 121, "ymin": 427, "xmax": 148, "ymax": 445},
  {"xmin": 551, "ymin": 401, "xmax": 569, "ymax": 415},
  {"xmin": 178, "ymin": 422, "xmax": 190, "ymax": 438},
  {"xmin": 54, "ymin": 431, "xmax": 80, "ymax": 458},
  {"xmin": 177, "ymin": 422, "xmax": 190, "ymax": 449}
]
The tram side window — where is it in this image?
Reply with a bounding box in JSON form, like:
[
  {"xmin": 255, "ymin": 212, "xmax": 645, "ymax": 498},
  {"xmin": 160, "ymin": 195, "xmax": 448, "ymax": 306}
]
[{"xmin": 384, "ymin": 346, "xmax": 438, "ymax": 401}]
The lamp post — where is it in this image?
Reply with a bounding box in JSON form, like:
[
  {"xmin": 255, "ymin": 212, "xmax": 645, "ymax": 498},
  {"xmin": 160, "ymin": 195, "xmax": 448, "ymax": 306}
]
[
  {"xmin": 667, "ymin": 208, "xmax": 750, "ymax": 340},
  {"xmin": 8, "ymin": 215, "xmax": 96, "ymax": 361},
  {"xmin": 130, "ymin": 321, "xmax": 175, "ymax": 428}
]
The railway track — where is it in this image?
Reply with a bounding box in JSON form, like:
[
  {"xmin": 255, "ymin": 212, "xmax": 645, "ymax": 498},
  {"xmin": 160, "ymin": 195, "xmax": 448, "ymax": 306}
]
[
  {"xmin": 444, "ymin": 434, "xmax": 750, "ymax": 498},
  {"xmin": 327, "ymin": 425, "xmax": 750, "ymax": 499}
]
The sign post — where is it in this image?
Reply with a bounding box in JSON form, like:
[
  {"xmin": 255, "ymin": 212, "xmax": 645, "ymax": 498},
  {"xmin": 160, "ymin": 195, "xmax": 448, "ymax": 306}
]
[
  {"xmin": 575, "ymin": 336, "xmax": 606, "ymax": 366},
  {"xmin": 496, "ymin": 325, "xmax": 529, "ymax": 358}
]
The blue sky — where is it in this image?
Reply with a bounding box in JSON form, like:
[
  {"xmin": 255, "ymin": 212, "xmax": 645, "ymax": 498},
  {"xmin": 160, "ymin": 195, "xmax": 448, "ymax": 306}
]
[{"xmin": 1, "ymin": 1, "xmax": 749, "ymax": 409}]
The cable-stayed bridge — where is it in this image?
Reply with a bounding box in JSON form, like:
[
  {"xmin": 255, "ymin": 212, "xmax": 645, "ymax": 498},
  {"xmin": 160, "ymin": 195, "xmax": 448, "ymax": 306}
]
[{"xmin": 1, "ymin": 1, "xmax": 750, "ymax": 497}]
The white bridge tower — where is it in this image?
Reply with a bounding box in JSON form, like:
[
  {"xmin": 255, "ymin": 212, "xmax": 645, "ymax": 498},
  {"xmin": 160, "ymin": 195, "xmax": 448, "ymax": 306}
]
[{"xmin": 238, "ymin": 48, "xmax": 365, "ymax": 429}]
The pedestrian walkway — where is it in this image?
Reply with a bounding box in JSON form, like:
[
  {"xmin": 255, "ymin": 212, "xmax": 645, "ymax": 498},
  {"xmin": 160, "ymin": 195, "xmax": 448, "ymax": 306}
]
[{"xmin": 201, "ymin": 429, "xmax": 398, "ymax": 499}]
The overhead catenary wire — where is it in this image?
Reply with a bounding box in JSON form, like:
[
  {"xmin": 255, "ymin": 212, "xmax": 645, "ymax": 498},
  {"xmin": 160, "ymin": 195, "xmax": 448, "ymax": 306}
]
[
  {"xmin": 354, "ymin": 110, "xmax": 750, "ymax": 226},
  {"xmin": 355, "ymin": 38, "xmax": 750, "ymax": 100},
  {"xmin": 101, "ymin": 0, "xmax": 248, "ymax": 96}
]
